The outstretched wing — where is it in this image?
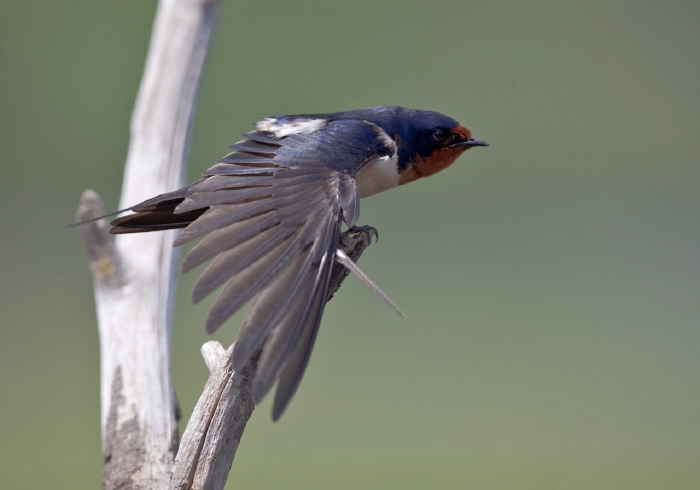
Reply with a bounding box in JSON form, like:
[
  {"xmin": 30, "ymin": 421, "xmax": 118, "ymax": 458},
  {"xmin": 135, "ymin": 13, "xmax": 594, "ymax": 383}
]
[{"xmin": 113, "ymin": 118, "xmax": 390, "ymax": 419}]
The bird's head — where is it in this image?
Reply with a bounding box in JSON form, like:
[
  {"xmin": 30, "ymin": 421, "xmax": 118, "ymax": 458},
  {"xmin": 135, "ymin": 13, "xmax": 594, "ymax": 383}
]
[{"xmin": 390, "ymin": 107, "xmax": 489, "ymax": 185}]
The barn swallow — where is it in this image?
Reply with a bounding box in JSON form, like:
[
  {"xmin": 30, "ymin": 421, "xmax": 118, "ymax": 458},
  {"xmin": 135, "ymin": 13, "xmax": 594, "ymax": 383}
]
[{"xmin": 110, "ymin": 105, "xmax": 488, "ymax": 420}]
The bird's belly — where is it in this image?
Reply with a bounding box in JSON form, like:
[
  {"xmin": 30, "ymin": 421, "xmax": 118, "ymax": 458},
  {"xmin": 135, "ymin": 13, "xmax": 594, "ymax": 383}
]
[{"xmin": 355, "ymin": 155, "xmax": 400, "ymax": 198}]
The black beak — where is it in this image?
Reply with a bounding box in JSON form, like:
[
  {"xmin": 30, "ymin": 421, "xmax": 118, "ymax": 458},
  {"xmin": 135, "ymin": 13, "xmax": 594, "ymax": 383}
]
[{"xmin": 454, "ymin": 138, "xmax": 489, "ymax": 147}]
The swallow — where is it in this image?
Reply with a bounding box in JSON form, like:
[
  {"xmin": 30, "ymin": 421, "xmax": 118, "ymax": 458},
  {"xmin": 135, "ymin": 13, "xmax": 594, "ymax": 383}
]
[{"xmin": 109, "ymin": 105, "xmax": 488, "ymax": 420}]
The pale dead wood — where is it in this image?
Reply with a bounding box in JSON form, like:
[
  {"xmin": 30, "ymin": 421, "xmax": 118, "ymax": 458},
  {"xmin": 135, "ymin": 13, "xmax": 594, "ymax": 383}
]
[{"xmin": 77, "ymin": 0, "xmax": 223, "ymax": 488}]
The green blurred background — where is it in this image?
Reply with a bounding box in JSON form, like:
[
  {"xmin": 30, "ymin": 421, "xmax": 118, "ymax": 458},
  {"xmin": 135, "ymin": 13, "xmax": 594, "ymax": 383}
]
[{"xmin": 2, "ymin": 0, "xmax": 699, "ymax": 488}]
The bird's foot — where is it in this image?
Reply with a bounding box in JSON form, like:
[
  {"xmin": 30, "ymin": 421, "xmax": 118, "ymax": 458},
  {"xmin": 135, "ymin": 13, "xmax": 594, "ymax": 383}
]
[{"xmin": 342, "ymin": 225, "xmax": 379, "ymax": 246}]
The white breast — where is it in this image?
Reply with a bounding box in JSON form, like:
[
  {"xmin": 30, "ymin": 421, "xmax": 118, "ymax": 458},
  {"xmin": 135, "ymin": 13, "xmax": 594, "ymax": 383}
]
[{"xmin": 355, "ymin": 153, "xmax": 400, "ymax": 198}]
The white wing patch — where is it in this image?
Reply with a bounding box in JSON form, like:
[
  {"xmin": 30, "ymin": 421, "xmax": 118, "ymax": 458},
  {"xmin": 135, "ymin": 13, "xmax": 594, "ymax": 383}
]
[{"xmin": 257, "ymin": 117, "xmax": 327, "ymax": 137}]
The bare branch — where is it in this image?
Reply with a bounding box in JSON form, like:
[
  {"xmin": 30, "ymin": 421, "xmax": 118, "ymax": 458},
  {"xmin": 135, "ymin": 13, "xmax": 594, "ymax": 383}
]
[{"xmin": 77, "ymin": 0, "xmax": 223, "ymax": 488}]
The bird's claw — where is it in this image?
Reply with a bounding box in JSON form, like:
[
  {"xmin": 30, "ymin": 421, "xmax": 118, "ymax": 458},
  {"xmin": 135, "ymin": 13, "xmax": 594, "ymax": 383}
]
[
  {"xmin": 341, "ymin": 225, "xmax": 379, "ymax": 246},
  {"xmin": 340, "ymin": 225, "xmax": 379, "ymax": 245}
]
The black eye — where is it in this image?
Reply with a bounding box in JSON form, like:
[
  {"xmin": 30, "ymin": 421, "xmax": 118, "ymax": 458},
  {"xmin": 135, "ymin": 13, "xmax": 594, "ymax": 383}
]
[{"xmin": 432, "ymin": 129, "xmax": 450, "ymax": 142}]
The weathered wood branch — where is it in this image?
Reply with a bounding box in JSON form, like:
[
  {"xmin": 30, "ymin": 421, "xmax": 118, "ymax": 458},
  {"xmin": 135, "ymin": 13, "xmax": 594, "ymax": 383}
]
[{"xmin": 77, "ymin": 0, "xmax": 223, "ymax": 488}]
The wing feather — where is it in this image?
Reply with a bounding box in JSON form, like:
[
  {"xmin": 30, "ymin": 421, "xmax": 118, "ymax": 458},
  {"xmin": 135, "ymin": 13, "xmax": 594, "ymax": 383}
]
[
  {"xmin": 230, "ymin": 244, "xmax": 315, "ymax": 372},
  {"xmin": 252, "ymin": 213, "xmax": 340, "ymax": 406},
  {"xmin": 229, "ymin": 139, "xmax": 279, "ymax": 154},
  {"xmin": 188, "ymin": 175, "xmax": 272, "ymax": 193},
  {"xmin": 227, "ymin": 198, "xmax": 334, "ymax": 373},
  {"xmin": 205, "ymin": 164, "xmax": 276, "ymax": 176},
  {"xmin": 241, "ymin": 130, "xmax": 281, "ymax": 144},
  {"xmin": 204, "ymin": 229, "xmax": 305, "ymax": 333},
  {"xmin": 181, "ymin": 212, "xmax": 280, "ymax": 273},
  {"xmin": 217, "ymin": 152, "xmax": 274, "ymax": 165},
  {"xmin": 174, "ymin": 201, "xmax": 275, "ymax": 246},
  {"xmin": 271, "ymin": 287, "xmax": 326, "ymax": 421},
  {"xmin": 176, "ymin": 186, "xmax": 272, "ymax": 213},
  {"xmin": 193, "ymin": 225, "xmax": 297, "ymax": 304}
]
